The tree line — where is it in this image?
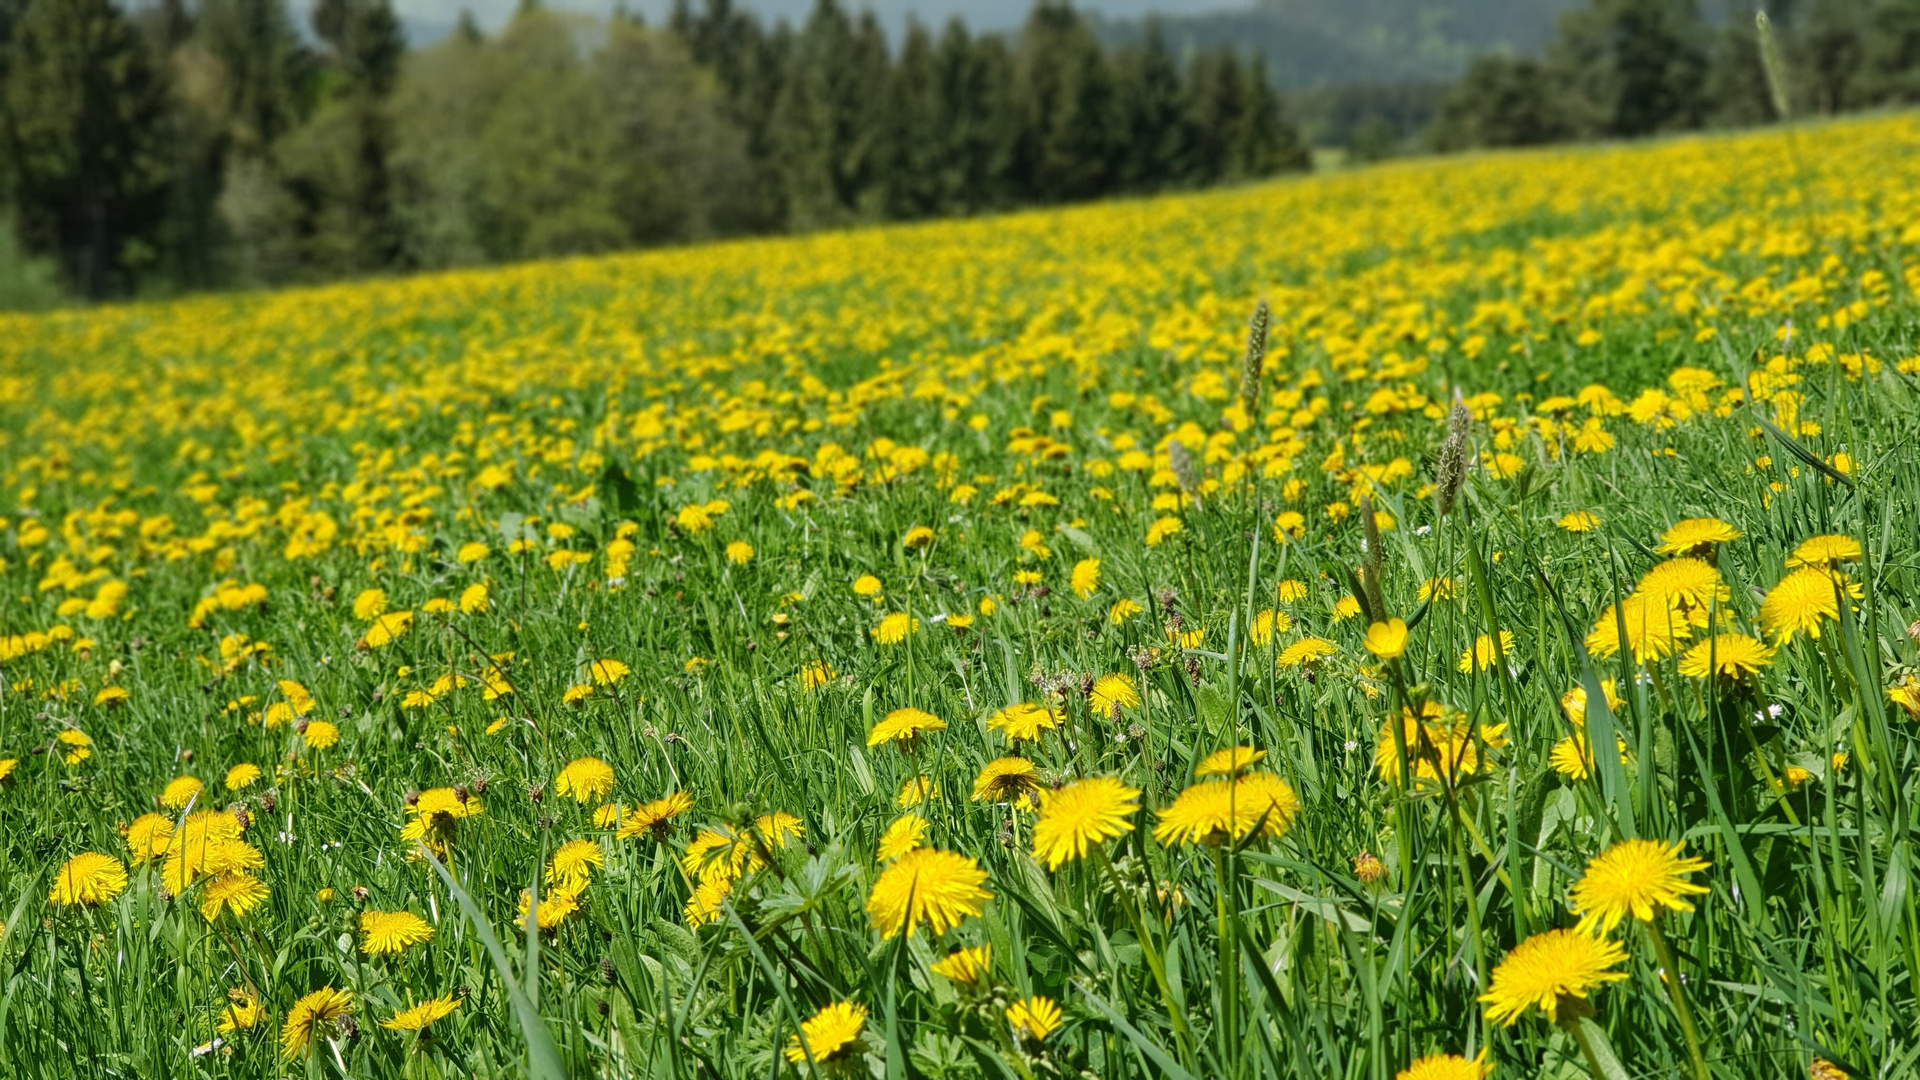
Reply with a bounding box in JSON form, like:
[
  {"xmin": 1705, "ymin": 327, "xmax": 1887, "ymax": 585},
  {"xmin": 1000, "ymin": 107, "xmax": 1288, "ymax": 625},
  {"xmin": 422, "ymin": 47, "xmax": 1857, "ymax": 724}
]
[
  {"xmin": 1428, "ymin": 0, "xmax": 1920, "ymax": 150},
  {"xmin": 0, "ymin": 0, "xmax": 1311, "ymax": 301}
]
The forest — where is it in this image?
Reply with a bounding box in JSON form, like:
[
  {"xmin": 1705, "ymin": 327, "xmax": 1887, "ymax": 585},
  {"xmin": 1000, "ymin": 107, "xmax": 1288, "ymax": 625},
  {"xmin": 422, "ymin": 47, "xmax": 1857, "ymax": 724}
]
[{"xmin": 3, "ymin": 0, "xmax": 1919, "ymax": 303}]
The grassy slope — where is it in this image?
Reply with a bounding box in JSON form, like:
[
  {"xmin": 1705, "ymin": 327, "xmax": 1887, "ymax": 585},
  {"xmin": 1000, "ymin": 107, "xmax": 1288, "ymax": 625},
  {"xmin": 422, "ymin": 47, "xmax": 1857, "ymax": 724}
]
[{"xmin": 0, "ymin": 114, "xmax": 1917, "ymax": 1078}]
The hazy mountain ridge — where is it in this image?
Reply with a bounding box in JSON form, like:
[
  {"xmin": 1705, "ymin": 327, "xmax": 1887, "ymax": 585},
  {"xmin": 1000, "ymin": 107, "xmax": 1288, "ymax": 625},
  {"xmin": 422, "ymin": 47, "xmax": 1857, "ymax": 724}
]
[{"xmin": 1091, "ymin": 0, "xmax": 1583, "ymax": 89}]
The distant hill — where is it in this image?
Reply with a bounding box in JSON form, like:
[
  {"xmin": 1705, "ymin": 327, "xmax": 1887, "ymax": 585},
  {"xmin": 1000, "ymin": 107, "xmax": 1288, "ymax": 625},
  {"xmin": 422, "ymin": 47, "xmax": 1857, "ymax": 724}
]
[{"xmin": 1091, "ymin": 0, "xmax": 1581, "ymax": 90}]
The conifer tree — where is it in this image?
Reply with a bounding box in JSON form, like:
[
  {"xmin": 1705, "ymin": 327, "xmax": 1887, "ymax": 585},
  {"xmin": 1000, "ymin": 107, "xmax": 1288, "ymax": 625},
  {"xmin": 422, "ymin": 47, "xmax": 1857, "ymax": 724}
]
[{"xmin": 2, "ymin": 0, "xmax": 168, "ymax": 296}]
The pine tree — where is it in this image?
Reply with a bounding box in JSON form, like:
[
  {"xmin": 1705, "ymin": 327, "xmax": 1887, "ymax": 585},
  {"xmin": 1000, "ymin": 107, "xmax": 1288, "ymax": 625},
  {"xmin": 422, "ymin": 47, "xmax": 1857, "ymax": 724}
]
[
  {"xmin": 2, "ymin": 0, "xmax": 169, "ymax": 296},
  {"xmin": 1235, "ymin": 53, "xmax": 1310, "ymax": 177},
  {"xmin": 933, "ymin": 19, "xmax": 1015, "ymax": 214},
  {"xmin": 1548, "ymin": 0, "xmax": 1709, "ymax": 137},
  {"xmin": 883, "ymin": 20, "xmax": 945, "ymax": 219},
  {"xmin": 1111, "ymin": 19, "xmax": 1188, "ymax": 192},
  {"xmin": 1011, "ymin": 1, "xmax": 1117, "ymax": 204},
  {"xmin": 1183, "ymin": 46, "xmax": 1246, "ymax": 185},
  {"xmin": 770, "ymin": 0, "xmax": 888, "ymax": 227},
  {"xmin": 1862, "ymin": 0, "xmax": 1920, "ymax": 103},
  {"xmin": 1801, "ymin": 0, "xmax": 1867, "ymax": 111}
]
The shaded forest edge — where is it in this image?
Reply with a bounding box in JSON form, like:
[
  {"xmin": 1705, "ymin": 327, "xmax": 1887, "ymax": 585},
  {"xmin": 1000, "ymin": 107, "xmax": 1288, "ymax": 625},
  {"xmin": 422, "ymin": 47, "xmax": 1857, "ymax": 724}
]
[{"xmin": 1, "ymin": 0, "xmax": 1916, "ymax": 306}]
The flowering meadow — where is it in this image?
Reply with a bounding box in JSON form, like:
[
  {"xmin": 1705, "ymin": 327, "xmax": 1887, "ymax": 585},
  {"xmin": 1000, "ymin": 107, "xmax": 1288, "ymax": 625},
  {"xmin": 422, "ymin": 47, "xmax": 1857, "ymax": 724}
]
[{"xmin": 5, "ymin": 113, "xmax": 1920, "ymax": 1080}]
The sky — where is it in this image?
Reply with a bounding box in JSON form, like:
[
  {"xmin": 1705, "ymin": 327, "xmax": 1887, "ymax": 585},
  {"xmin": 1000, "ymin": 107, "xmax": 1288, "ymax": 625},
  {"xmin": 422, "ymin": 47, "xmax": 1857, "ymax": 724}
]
[{"xmin": 391, "ymin": 0, "xmax": 1248, "ymax": 41}]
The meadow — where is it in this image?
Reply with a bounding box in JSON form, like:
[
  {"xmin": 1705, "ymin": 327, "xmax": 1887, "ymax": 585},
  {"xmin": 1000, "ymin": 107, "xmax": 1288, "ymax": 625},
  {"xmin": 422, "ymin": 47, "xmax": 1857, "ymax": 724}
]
[{"xmin": 2, "ymin": 112, "xmax": 1920, "ymax": 1080}]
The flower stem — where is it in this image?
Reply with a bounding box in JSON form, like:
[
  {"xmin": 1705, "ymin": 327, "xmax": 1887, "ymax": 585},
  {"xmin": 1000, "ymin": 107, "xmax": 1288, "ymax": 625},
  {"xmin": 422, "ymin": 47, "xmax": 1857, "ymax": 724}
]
[
  {"xmin": 1093, "ymin": 845, "xmax": 1193, "ymax": 1066},
  {"xmin": 1647, "ymin": 917, "xmax": 1710, "ymax": 1080}
]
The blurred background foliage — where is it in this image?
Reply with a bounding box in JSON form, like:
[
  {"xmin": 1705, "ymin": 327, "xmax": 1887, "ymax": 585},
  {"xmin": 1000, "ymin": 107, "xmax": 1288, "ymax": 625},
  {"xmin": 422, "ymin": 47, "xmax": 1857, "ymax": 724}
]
[{"xmin": 1, "ymin": 0, "xmax": 1917, "ymax": 303}]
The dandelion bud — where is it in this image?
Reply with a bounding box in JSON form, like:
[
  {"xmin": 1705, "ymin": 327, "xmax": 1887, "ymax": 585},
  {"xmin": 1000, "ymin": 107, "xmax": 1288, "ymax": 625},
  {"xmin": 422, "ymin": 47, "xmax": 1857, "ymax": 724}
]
[
  {"xmin": 1238, "ymin": 300, "xmax": 1270, "ymax": 421},
  {"xmin": 352, "ymin": 885, "xmax": 370, "ymax": 903},
  {"xmin": 528, "ymin": 784, "xmax": 544, "ymax": 804},
  {"xmin": 232, "ymin": 805, "xmax": 251, "ymax": 829},
  {"xmin": 1157, "ymin": 588, "xmax": 1179, "ymax": 615},
  {"xmin": 471, "ymin": 778, "xmax": 489, "ymax": 795},
  {"xmin": 453, "ymin": 783, "xmax": 469, "ymax": 803},
  {"xmin": 1434, "ymin": 399, "xmax": 1472, "ymax": 518},
  {"xmin": 260, "ymin": 791, "xmax": 277, "ymax": 814},
  {"xmin": 601, "ymin": 958, "xmax": 617, "ymax": 983},
  {"xmin": 403, "ymin": 789, "xmax": 421, "ymax": 807},
  {"xmin": 1907, "ymin": 617, "xmax": 1920, "ymax": 642}
]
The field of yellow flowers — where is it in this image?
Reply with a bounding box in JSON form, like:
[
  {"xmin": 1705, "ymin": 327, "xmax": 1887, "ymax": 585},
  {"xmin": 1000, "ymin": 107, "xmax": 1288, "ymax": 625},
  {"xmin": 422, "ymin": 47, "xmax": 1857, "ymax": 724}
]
[{"xmin": 4, "ymin": 112, "xmax": 1920, "ymax": 1080}]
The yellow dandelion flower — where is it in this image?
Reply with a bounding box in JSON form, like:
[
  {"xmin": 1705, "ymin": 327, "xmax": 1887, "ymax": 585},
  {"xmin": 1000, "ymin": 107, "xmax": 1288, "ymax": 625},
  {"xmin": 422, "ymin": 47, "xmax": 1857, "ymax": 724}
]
[
  {"xmin": 930, "ymin": 944, "xmax": 991, "ymax": 985},
  {"xmin": 1636, "ymin": 558, "xmax": 1728, "ymax": 624},
  {"xmin": 898, "ymin": 775, "xmax": 935, "ymax": 807},
  {"xmin": 800, "ymin": 661, "xmax": 836, "ymax": 689},
  {"xmin": 1889, "ymin": 676, "xmax": 1920, "ymax": 721},
  {"xmin": 1144, "ymin": 516, "xmax": 1183, "ymax": 545},
  {"xmin": 218, "ymin": 988, "xmax": 264, "ymax": 1034},
  {"xmin": 1152, "ymin": 772, "xmax": 1299, "ymax": 846},
  {"xmin": 1396, "ymin": 1051, "xmax": 1490, "ymax": 1080},
  {"xmin": 518, "ymin": 881, "xmax": 585, "ymax": 930},
  {"xmin": 1278, "ymin": 637, "xmax": 1338, "ymax": 667},
  {"xmin": 280, "ymin": 987, "xmax": 353, "ymax": 1058},
  {"xmin": 868, "ymin": 707, "xmax": 946, "ymax": 748},
  {"xmin": 871, "ymin": 612, "xmax": 918, "ymax": 644},
  {"xmin": 1194, "ymin": 746, "xmax": 1266, "ymax": 778},
  {"xmin": 1760, "ymin": 567, "xmax": 1849, "ymax": 643},
  {"xmin": 1006, "ymin": 995, "xmax": 1062, "ymax": 1042},
  {"xmin": 301, "ymin": 721, "xmax": 340, "ymax": 749},
  {"xmin": 555, "ymin": 757, "xmax": 616, "ymax": 803},
  {"xmin": 1108, "ymin": 598, "xmax": 1144, "ymax": 624},
  {"xmin": 363, "ymin": 610, "xmax": 413, "ymax": 647},
  {"xmin": 224, "ymin": 763, "xmax": 262, "ymax": 790},
  {"xmin": 1586, "ymin": 593, "xmax": 1690, "ymax": 662},
  {"xmin": 382, "ymin": 995, "xmax": 460, "ymax": 1032},
  {"xmin": 1677, "ymin": 633, "xmax": 1775, "ymax": 679},
  {"xmin": 1557, "ymin": 511, "xmax": 1601, "ymax": 533},
  {"xmin": 1031, "ymin": 777, "xmax": 1139, "ymax": 870},
  {"xmin": 852, "ymin": 574, "xmax": 883, "ymax": 597},
  {"xmin": 361, "ymin": 909, "xmax": 435, "ymax": 955},
  {"xmin": 877, "ymin": 814, "xmax": 927, "ymax": 862},
  {"xmin": 160, "ymin": 775, "xmax": 204, "ymax": 810},
  {"xmin": 724, "ymin": 540, "xmax": 754, "ymax": 565},
  {"xmin": 1457, "ymin": 631, "xmax": 1516, "ymax": 673},
  {"xmin": 1788, "ymin": 534, "xmax": 1863, "ymax": 569},
  {"xmin": 1568, "ymin": 838, "xmax": 1710, "ymax": 934},
  {"xmin": 1656, "ymin": 517, "xmax": 1741, "ymax": 556},
  {"xmin": 588, "ymin": 659, "xmax": 630, "ymax": 686},
  {"xmin": 123, "ymin": 813, "xmax": 174, "ymax": 864},
  {"xmin": 785, "ymin": 1001, "xmax": 867, "ymax": 1064},
  {"xmin": 200, "ymin": 872, "xmax": 270, "ymax": 921},
  {"xmin": 972, "ymin": 757, "xmax": 1041, "ymax": 805},
  {"xmin": 546, "ymin": 838, "xmax": 606, "ymax": 890},
  {"xmin": 1088, "ymin": 673, "xmax": 1140, "ymax": 716},
  {"xmin": 985, "ymin": 701, "xmax": 1060, "ymax": 742},
  {"xmin": 616, "ymin": 790, "xmax": 696, "ymax": 841},
  {"xmin": 1070, "ymin": 558, "xmax": 1100, "ymax": 599},
  {"xmin": 1479, "ymin": 928, "xmax": 1628, "ymax": 1026},
  {"xmin": 1559, "ymin": 680, "xmax": 1622, "ymax": 723},
  {"xmin": 352, "ymin": 588, "xmax": 389, "ymax": 620},
  {"xmin": 49, "ymin": 852, "xmax": 129, "ymax": 907},
  {"xmin": 866, "ymin": 848, "xmax": 992, "ymax": 938}
]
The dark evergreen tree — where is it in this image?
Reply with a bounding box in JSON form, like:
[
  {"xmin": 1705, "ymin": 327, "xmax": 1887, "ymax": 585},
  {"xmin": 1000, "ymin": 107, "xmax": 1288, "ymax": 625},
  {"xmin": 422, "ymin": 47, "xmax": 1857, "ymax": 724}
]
[
  {"xmin": 883, "ymin": 19, "xmax": 946, "ymax": 219},
  {"xmin": 770, "ymin": 0, "xmax": 889, "ymax": 227},
  {"xmin": 2, "ymin": 0, "xmax": 169, "ymax": 296},
  {"xmin": 933, "ymin": 19, "xmax": 1016, "ymax": 214},
  {"xmin": 1111, "ymin": 19, "xmax": 1190, "ymax": 192},
  {"xmin": 1012, "ymin": 1, "xmax": 1118, "ymax": 203},
  {"xmin": 1429, "ymin": 55, "xmax": 1571, "ymax": 149},
  {"xmin": 1548, "ymin": 0, "xmax": 1709, "ymax": 137},
  {"xmin": 1236, "ymin": 54, "xmax": 1311, "ymax": 176},
  {"xmin": 1862, "ymin": 0, "xmax": 1920, "ymax": 103},
  {"xmin": 194, "ymin": 0, "xmax": 304, "ymax": 153}
]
